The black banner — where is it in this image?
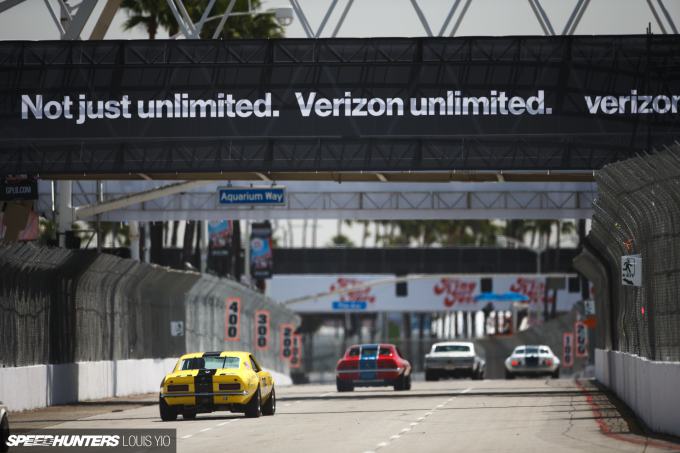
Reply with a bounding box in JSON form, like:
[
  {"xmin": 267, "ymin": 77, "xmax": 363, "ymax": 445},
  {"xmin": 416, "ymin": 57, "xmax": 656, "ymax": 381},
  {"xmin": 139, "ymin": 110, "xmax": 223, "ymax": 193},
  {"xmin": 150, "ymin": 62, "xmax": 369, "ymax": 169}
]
[
  {"xmin": 250, "ymin": 221, "xmax": 273, "ymax": 279},
  {"xmin": 0, "ymin": 175, "xmax": 38, "ymax": 201},
  {"xmin": 1, "ymin": 36, "xmax": 679, "ymax": 174}
]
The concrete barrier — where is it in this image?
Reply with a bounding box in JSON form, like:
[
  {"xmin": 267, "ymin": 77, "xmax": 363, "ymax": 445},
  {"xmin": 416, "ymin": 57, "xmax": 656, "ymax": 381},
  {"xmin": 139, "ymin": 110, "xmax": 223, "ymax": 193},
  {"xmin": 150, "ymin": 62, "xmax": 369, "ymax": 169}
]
[
  {"xmin": 0, "ymin": 359, "xmax": 292, "ymax": 413},
  {"xmin": 595, "ymin": 348, "xmax": 680, "ymax": 437}
]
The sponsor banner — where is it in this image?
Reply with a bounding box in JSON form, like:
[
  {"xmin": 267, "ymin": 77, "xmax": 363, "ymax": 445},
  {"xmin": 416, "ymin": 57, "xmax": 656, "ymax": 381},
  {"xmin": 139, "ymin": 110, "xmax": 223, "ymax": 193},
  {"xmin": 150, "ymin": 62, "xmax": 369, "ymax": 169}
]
[
  {"xmin": 268, "ymin": 275, "xmax": 584, "ymax": 313},
  {"xmin": 621, "ymin": 254, "xmax": 642, "ymax": 286},
  {"xmin": 208, "ymin": 220, "xmax": 232, "ymax": 258},
  {"xmin": 255, "ymin": 310, "xmax": 270, "ymax": 351},
  {"xmin": 563, "ymin": 333, "xmax": 574, "ymax": 367},
  {"xmin": 290, "ymin": 334, "xmax": 302, "ymax": 369},
  {"xmin": 218, "ymin": 187, "xmax": 285, "ymax": 206},
  {"xmin": 3, "ymin": 429, "xmax": 176, "ymax": 452},
  {"xmin": 250, "ymin": 221, "xmax": 273, "ymax": 279},
  {"xmin": 4, "ymin": 37, "xmax": 678, "ymax": 153},
  {"xmin": 225, "ymin": 298, "xmax": 241, "ymax": 341},
  {"xmin": 280, "ymin": 323, "xmax": 295, "ymax": 361},
  {"xmin": 2, "ymin": 38, "xmax": 680, "ymax": 176},
  {"xmin": 0, "ymin": 175, "xmax": 38, "ymax": 201},
  {"xmin": 575, "ymin": 322, "xmax": 588, "ymax": 358}
]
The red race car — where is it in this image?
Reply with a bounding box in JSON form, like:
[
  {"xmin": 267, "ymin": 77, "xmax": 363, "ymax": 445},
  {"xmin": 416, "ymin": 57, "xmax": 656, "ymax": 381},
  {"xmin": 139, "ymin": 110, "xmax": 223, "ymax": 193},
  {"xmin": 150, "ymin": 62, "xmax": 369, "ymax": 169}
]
[{"xmin": 335, "ymin": 344, "xmax": 412, "ymax": 392}]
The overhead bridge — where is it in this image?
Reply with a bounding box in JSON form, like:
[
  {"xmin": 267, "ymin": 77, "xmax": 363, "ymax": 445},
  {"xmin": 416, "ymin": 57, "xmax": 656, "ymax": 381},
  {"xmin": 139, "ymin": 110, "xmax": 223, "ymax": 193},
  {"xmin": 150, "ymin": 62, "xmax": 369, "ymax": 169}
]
[{"xmin": 36, "ymin": 181, "xmax": 596, "ymax": 221}]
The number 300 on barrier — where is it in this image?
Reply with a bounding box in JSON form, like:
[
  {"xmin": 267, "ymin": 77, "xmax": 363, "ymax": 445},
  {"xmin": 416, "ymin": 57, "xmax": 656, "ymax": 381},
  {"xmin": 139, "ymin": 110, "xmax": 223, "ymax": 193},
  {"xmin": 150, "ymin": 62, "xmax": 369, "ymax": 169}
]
[
  {"xmin": 225, "ymin": 298, "xmax": 241, "ymax": 341},
  {"xmin": 255, "ymin": 310, "xmax": 270, "ymax": 350}
]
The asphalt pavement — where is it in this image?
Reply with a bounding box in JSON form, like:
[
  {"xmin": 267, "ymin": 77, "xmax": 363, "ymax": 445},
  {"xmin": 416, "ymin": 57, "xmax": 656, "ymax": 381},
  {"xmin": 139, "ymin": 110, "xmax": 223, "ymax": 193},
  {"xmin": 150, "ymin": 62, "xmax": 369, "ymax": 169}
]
[{"xmin": 7, "ymin": 378, "xmax": 680, "ymax": 453}]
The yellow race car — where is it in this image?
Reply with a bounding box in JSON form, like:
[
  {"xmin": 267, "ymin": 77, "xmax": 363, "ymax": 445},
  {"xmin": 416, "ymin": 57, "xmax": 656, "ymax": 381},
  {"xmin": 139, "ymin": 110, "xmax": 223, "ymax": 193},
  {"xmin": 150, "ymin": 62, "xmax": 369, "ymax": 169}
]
[{"xmin": 159, "ymin": 351, "xmax": 276, "ymax": 420}]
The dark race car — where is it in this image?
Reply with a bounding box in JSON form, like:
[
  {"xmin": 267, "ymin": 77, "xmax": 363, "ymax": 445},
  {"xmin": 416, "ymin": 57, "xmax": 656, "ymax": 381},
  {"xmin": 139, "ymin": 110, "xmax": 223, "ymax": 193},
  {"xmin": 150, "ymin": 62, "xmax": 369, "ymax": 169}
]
[{"xmin": 335, "ymin": 344, "xmax": 412, "ymax": 392}]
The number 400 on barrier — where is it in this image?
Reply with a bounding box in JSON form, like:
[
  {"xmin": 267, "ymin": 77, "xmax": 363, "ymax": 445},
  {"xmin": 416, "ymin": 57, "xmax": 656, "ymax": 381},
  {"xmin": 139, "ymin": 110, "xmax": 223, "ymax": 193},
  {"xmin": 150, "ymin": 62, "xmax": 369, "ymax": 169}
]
[{"xmin": 225, "ymin": 298, "xmax": 241, "ymax": 341}]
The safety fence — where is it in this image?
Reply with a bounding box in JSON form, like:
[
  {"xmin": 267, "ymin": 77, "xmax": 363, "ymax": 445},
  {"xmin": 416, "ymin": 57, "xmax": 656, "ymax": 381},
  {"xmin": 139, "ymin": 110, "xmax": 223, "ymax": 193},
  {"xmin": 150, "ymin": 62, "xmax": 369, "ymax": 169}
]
[
  {"xmin": 0, "ymin": 243, "xmax": 299, "ymax": 373},
  {"xmin": 587, "ymin": 145, "xmax": 680, "ymax": 362}
]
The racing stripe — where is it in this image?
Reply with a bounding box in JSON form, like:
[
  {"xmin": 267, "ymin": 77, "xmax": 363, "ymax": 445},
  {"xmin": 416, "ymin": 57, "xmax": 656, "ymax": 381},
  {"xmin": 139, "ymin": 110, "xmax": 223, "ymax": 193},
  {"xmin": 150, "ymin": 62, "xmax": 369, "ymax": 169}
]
[
  {"xmin": 359, "ymin": 345, "xmax": 378, "ymax": 379},
  {"xmin": 195, "ymin": 369, "xmax": 216, "ymax": 404}
]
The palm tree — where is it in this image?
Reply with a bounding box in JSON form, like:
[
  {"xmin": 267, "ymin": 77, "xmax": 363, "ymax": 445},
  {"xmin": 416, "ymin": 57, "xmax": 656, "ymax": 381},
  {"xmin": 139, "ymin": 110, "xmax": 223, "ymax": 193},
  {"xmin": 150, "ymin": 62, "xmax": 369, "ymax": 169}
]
[
  {"xmin": 120, "ymin": 0, "xmax": 190, "ymax": 39},
  {"xmin": 195, "ymin": 0, "xmax": 284, "ymax": 39},
  {"xmin": 554, "ymin": 220, "xmax": 576, "ymax": 270},
  {"xmin": 329, "ymin": 234, "xmax": 354, "ymax": 247}
]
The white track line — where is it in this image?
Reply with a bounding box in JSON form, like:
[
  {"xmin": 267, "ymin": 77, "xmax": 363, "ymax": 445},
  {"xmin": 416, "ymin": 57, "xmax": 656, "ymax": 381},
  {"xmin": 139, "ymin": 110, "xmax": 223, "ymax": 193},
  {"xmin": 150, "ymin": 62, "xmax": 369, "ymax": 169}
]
[{"xmin": 370, "ymin": 387, "xmax": 474, "ymax": 451}]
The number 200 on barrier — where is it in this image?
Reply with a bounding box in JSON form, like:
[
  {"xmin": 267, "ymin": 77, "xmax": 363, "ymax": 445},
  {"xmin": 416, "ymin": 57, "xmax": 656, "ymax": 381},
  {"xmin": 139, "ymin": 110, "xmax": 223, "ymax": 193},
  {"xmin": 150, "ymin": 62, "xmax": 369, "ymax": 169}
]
[{"xmin": 280, "ymin": 323, "xmax": 295, "ymax": 360}]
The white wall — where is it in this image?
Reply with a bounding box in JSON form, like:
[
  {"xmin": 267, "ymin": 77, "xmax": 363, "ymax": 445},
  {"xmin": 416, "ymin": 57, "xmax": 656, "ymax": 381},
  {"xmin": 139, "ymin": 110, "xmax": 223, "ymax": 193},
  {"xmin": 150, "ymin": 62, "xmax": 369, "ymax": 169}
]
[
  {"xmin": 0, "ymin": 359, "xmax": 292, "ymax": 413},
  {"xmin": 596, "ymin": 349, "xmax": 680, "ymax": 437}
]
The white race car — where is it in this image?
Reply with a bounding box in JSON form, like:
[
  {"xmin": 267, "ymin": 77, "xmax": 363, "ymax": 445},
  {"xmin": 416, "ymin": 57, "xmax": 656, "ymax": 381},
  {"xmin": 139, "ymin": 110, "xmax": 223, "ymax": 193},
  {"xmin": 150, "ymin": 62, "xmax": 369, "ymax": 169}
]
[
  {"xmin": 424, "ymin": 341, "xmax": 485, "ymax": 381},
  {"xmin": 504, "ymin": 345, "xmax": 560, "ymax": 379}
]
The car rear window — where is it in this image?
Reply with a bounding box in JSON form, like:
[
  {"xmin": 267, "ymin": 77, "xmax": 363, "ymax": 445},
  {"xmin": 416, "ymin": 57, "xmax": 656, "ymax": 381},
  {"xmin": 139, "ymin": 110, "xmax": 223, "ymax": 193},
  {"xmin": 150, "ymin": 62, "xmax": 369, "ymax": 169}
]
[
  {"xmin": 347, "ymin": 347, "xmax": 360, "ymax": 357},
  {"xmin": 379, "ymin": 347, "xmax": 393, "ymax": 356},
  {"xmin": 525, "ymin": 347, "xmax": 539, "ymax": 354},
  {"xmin": 514, "ymin": 348, "xmax": 525, "ymax": 355},
  {"xmin": 361, "ymin": 346, "xmax": 379, "ymax": 357},
  {"xmin": 179, "ymin": 356, "xmax": 240, "ymax": 370},
  {"xmin": 540, "ymin": 348, "xmax": 550, "ymax": 354},
  {"xmin": 434, "ymin": 345, "xmax": 470, "ymax": 353}
]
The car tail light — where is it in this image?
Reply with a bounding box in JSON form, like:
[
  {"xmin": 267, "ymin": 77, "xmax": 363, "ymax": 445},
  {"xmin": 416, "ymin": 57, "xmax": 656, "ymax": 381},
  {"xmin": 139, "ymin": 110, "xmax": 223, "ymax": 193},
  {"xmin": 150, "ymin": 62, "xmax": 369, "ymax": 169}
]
[
  {"xmin": 377, "ymin": 360, "xmax": 397, "ymax": 369},
  {"xmin": 338, "ymin": 361, "xmax": 359, "ymax": 370},
  {"xmin": 219, "ymin": 383, "xmax": 240, "ymax": 390},
  {"xmin": 547, "ymin": 360, "xmax": 552, "ymax": 365},
  {"xmin": 512, "ymin": 361, "xmax": 518, "ymax": 366},
  {"xmin": 167, "ymin": 385, "xmax": 189, "ymax": 392}
]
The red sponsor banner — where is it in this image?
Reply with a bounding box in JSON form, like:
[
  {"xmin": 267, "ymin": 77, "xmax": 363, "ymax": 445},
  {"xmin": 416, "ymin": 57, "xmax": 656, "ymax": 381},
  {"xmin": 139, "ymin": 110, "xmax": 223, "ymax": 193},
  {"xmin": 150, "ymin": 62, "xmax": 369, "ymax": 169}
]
[
  {"xmin": 563, "ymin": 332, "xmax": 574, "ymax": 367},
  {"xmin": 290, "ymin": 334, "xmax": 302, "ymax": 369},
  {"xmin": 575, "ymin": 322, "xmax": 588, "ymax": 358},
  {"xmin": 330, "ymin": 277, "xmax": 375, "ymax": 304},
  {"xmin": 433, "ymin": 278, "xmax": 477, "ymax": 307},
  {"xmin": 255, "ymin": 310, "xmax": 270, "ymax": 351},
  {"xmin": 280, "ymin": 323, "xmax": 295, "ymax": 361},
  {"xmin": 225, "ymin": 298, "xmax": 241, "ymax": 341}
]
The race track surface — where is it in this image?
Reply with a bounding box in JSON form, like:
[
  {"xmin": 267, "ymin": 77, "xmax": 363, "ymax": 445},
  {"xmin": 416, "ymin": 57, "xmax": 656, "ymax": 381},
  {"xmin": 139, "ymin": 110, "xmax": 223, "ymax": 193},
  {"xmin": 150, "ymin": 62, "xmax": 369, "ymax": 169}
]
[{"xmin": 8, "ymin": 378, "xmax": 680, "ymax": 453}]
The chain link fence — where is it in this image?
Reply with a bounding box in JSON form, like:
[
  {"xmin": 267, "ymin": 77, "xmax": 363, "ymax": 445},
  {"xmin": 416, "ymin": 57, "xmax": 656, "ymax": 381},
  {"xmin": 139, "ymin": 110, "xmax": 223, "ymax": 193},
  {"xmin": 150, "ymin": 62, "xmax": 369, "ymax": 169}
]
[
  {"xmin": 0, "ymin": 243, "xmax": 299, "ymax": 373},
  {"xmin": 588, "ymin": 144, "xmax": 680, "ymax": 361}
]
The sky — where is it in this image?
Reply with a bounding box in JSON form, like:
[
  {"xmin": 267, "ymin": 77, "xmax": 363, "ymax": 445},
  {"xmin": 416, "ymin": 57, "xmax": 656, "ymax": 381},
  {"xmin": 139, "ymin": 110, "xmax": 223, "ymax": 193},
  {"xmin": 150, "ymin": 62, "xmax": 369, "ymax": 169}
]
[
  {"xmin": 0, "ymin": 0, "xmax": 677, "ymax": 247},
  {"xmin": 0, "ymin": 0, "xmax": 676, "ymax": 40}
]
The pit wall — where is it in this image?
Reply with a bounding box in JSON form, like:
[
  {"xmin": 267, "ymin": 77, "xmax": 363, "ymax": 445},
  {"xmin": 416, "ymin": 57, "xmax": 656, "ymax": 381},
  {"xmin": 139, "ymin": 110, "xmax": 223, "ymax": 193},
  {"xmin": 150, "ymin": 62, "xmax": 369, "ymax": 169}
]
[
  {"xmin": 595, "ymin": 349, "xmax": 680, "ymax": 437},
  {"xmin": 0, "ymin": 359, "xmax": 292, "ymax": 413}
]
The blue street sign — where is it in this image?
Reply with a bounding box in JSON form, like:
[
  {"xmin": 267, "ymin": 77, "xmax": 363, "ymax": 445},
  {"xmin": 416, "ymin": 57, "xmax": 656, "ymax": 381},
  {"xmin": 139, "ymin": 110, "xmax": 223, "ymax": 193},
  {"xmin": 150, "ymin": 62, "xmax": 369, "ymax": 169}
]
[
  {"xmin": 332, "ymin": 301, "xmax": 367, "ymax": 310},
  {"xmin": 218, "ymin": 187, "xmax": 285, "ymax": 206}
]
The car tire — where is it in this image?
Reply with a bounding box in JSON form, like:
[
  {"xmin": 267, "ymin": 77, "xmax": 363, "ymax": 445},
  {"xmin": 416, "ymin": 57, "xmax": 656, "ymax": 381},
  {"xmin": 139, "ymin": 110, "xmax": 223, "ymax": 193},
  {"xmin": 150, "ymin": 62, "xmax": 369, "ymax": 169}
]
[
  {"xmin": 425, "ymin": 370, "xmax": 438, "ymax": 382},
  {"xmin": 159, "ymin": 396, "xmax": 177, "ymax": 421},
  {"xmin": 182, "ymin": 413, "xmax": 196, "ymax": 420},
  {"xmin": 262, "ymin": 387, "xmax": 276, "ymax": 416},
  {"xmin": 0, "ymin": 414, "xmax": 9, "ymax": 453},
  {"xmin": 244, "ymin": 387, "xmax": 262, "ymax": 418},
  {"xmin": 404, "ymin": 373, "xmax": 412, "ymax": 391},
  {"xmin": 505, "ymin": 369, "xmax": 515, "ymax": 380},
  {"xmin": 552, "ymin": 368, "xmax": 560, "ymax": 379},
  {"xmin": 394, "ymin": 372, "xmax": 407, "ymax": 391},
  {"xmin": 336, "ymin": 376, "xmax": 354, "ymax": 392}
]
